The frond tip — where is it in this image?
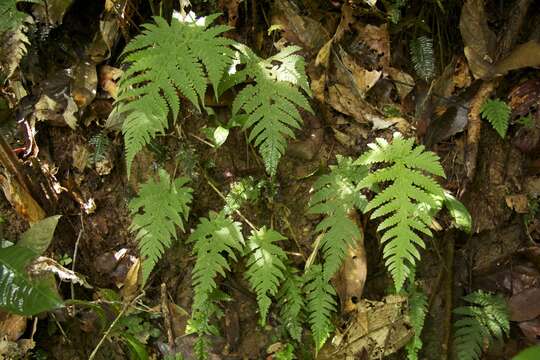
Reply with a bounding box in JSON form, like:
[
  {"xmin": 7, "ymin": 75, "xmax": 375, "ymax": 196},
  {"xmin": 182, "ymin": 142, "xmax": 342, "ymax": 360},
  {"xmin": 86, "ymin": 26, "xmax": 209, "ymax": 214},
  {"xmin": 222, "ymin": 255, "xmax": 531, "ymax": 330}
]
[
  {"xmin": 357, "ymin": 133, "xmax": 445, "ymax": 291},
  {"xmin": 231, "ymin": 45, "xmax": 313, "ymax": 176},
  {"xmin": 480, "ymin": 99, "xmax": 511, "ymax": 138},
  {"xmin": 128, "ymin": 169, "xmax": 193, "ymax": 283}
]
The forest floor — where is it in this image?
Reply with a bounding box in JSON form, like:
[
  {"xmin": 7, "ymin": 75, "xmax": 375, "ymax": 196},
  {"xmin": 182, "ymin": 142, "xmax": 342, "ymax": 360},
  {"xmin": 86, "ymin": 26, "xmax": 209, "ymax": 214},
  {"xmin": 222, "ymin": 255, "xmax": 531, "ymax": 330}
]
[{"xmin": 0, "ymin": 0, "xmax": 539, "ymax": 359}]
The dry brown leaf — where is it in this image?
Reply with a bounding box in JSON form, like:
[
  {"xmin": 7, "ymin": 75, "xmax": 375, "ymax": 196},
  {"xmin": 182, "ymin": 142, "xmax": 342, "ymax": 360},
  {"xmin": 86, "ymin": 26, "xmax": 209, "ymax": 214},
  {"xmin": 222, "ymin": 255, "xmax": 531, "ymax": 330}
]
[
  {"xmin": 505, "ymin": 194, "xmax": 529, "ymax": 213},
  {"xmin": 0, "ymin": 312, "xmax": 26, "ymax": 342},
  {"xmin": 121, "ymin": 258, "xmax": 141, "ymax": 301},
  {"xmin": 494, "ymin": 40, "xmax": 540, "ymax": 75},
  {"xmin": 333, "ymin": 213, "xmax": 367, "ymax": 314},
  {"xmin": 460, "ymin": 0, "xmax": 497, "ymax": 79}
]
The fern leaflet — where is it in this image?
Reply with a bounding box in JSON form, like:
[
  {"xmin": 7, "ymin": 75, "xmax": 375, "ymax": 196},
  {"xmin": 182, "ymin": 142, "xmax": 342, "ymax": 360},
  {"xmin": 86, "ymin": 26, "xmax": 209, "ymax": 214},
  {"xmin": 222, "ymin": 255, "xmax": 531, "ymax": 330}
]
[
  {"xmin": 356, "ymin": 133, "xmax": 445, "ymax": 291},
  {"xmin": 188, "ymin": 211, "xmax": 244, "ymax": 356},
  {"xmin": 277, "ymin": 266, "xmax": 304, "ymax": 342},
  {"xmin": 453, "ymin": 290, "xmax": 509, "ymax": 360},
  {"xmin": 89, "ymin": 132, "xmax": 111, "ymax": 164},
  {"xmin": 230, "ymin": 45, "xmax": 313, "ymax": 176},
  {"xmin": 480, "ymin": 99, "xmax": 511, "ymax": 138},
  {"xmin": 309, "ymin": 156, "xmax": 367, "ymax": 281},
  {"xmin": 245, "ymin": 227, "xmax": 287, "ymax": 325},
  {"xmin": 304, "ymin": 264, "xmax": 336, "ymax": 352},
  {"xmin": 116, "ymin": 14, "xmax": 234, "ymax": 174},
  {"xmin": 128, "ymin": 169, "xmax": 192, "ymax": 283},
  {"xmin": 406, "ymin": 286, "xmax": 428, "ymax": 360},
  {"xmin": 410, "ymin": 36, "xmax": 435, "ymax": 81}
]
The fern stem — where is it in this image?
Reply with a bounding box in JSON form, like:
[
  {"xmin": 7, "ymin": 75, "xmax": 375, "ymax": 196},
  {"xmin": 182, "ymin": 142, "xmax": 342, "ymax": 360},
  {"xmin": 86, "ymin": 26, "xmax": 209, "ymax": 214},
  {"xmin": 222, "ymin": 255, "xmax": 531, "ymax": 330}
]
[{"xmin": 204, "ymin": 174, "xmax": 257, "ymax": 231}]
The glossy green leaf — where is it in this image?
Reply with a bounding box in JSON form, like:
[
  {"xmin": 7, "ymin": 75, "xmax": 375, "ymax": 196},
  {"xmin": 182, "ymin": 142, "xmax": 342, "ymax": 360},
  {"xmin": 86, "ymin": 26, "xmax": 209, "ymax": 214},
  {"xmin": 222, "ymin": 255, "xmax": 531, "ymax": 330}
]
[
  {"xmin": 18, "ymin": 215, "xmax": 61, "ymax": 255},
  {"xmin": 513, "ymin": 345, "xmax": 540, "ymax": 360},
  {"xmin": 0, "ymin": 245, "xmax": 63, "ymax": 315},
  {"xmin": 444, "ymin": 192, "xmax": 472, "ymax": 234}
]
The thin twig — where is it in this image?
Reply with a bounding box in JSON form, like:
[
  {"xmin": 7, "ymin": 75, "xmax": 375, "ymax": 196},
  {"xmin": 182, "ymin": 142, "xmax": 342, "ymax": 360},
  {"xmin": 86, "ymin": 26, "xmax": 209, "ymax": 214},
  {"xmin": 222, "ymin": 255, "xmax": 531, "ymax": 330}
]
[
  {"xmin": 70, "ymin": 212, "xmax": 84, "ymax": 302},
  {"xmin": 204, "ymin": 174, "xmax": 258, "ymax": 231},
  {"xmin": 88, "ymin": 292, "xmax": 145, "ymax": 360}
]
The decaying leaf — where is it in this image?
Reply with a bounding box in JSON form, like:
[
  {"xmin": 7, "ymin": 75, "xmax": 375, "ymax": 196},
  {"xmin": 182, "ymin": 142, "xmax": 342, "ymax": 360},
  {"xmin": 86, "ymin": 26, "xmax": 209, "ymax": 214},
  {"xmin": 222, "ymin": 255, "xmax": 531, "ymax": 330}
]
[
  {"xmin": 459, "ymin": 0, "xmax": 497, "ymax": 79},
  {"xmin": 494, "ymin": 40, "xmax": 540, "ymax": 76},
  {"xmin": 318, "ymin": 295, "xmax": 412, "ymax": 359},
  {"xmin": 333, "ymin": 213, "xmax": 367, "ymax": 314}
]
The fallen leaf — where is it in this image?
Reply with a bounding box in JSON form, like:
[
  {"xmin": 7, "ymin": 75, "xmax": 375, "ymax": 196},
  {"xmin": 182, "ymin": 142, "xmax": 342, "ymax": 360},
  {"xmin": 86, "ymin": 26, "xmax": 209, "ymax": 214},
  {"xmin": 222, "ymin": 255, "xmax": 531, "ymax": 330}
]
[
  {"xmin": 121, "ymin": 258, "xmax": 141, "ymax": 301},
  {"xmin": 0, "ymin": 173, "xmax": 45, "ymax": 223},
  {"xmin": 505, "ymin": 194, "xmax": 529, "ymax": 214},
  {"xmin": 459, "ymin": 0, "xmax": 497, "ymax": 79},
  {"xmin": 509, "ymin": 288, "xmax": 540, "ymax": 322},
  {"xmin": 0, "ymin": 312, "xmax": 26, "ymax": 341},
  {"xmin": 495, "ymin": 41, "xmax": 540, "ymax": 76}
]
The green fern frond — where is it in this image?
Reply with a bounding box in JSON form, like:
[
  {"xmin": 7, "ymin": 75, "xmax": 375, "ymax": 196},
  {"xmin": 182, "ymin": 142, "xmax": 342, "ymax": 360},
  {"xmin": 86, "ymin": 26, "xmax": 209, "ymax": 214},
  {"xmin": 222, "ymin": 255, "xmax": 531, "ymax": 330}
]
[
  {"xmin": 356, "ymin": 133, "xmax": 445, "ymax": 291},
  {"xmin": 245, "ymin": 227, "xmax": 287, "ymax": 325},
  {"xmin": 128, "ymin": 169, "xmax": 192, "ymax": 283},
  {"xmin": 309, "ymin": 156, "xmax": 367, "ymax": 281},
  {"xmin": 406, "ymin": 287, "xmax": 428, "ymax": 360},
  {"xmin": 277, "ymin": 266, "xmax": 304, "ymax": 342},
  {"xmin": 116, "ymin": 15, "xmax": 234, "ymax": 174},
  {"xmin": 89, "ymin": 132, "xmax": 111, "ymax": 164},
  {"xmin": 480, "ymin": 99, "xmax": 511, "ymax": 138},
  {"xmin": 231, "ymin": 45, "xmax": 312, "ymax": 176},
  {"xmin": 188, "ymin": 211, "xmax": 244, "ymax": 356},
  {"xmin": 0, "ymin": 0, "xmax": 36, "ymax": 33},
  {"xmin": 410, "ymin": 36, "xmax": 435, "ymax": 81},
  {"xmin": 453, "ymin": 290, "xmax": 510, "ymax": 360},
  {"xmin": 304, "ymin": 264, "xmax": 336, "ymax": 352}
]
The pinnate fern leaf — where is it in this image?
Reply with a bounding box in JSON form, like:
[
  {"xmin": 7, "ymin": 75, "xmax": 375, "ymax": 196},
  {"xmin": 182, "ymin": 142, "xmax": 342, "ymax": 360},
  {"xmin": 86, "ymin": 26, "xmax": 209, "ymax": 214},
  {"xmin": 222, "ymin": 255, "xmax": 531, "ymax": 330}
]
[
  {"xmin": 188, "ymin": 211, "xmax": 244, "ymax": 357},
  {"xmin": 117, "ymin": 15, "xmax": 234, "ymax": 174},
  {"xmin": 356, "ymin": 134, "xmax": 445, "ymax": 291},
  {"xmin": 245, "ymin": 227, "xmax": 287, "ymax": 325},
  {"xmin": 410, "ymin": 36, "xmax": 435, "ymax": 81},
  {"xmin": 129, "ymin": 169, "xmax": 192, "ymax": 283},
  {"xmin": 277, "ymin": 266, "xmax": 304, "ymax": 342},
  {"xmin": 309, "ymin": 156, "xmax": 367, "ymax": 281},
  {"xmin": 406, "ymin": 287, "xmax": 428, "ymax": 360},
  {"xmin": 304, "ymin": 264, "xmax": 336, "ymax": 352},
  {"xmin": 480, "ymin": 99, "xmax": 510, "ymax": 138},
  {"xmin": 231, "ymin": 45, "xmax": 313, "ymax": 176},
  {"xmin": 453, "ymin": 290, "xmax": 509, "ymax": 360},
  {"xmin": 0, "ymin": 245, "xmax": 63, "ymax": 316}
]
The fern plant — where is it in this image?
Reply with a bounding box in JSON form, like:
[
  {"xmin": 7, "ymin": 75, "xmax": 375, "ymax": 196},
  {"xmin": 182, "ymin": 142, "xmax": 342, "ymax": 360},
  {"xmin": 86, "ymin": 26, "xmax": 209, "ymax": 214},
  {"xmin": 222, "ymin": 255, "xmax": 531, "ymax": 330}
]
[
  {"xmin": 226, "ymin": 44, "xmax": 313, "ymax": 176},
  {"xmin": 116, "ymin": 14, "xmax": 234, "ymax": 174},
  {"xmin": 128, "ymin": 169, "xmax": 192, "ymax": 283},
  {"xmin": 308, "ymin": 156, "xmax": 367, "ymax": 281},
  {"xmin": 480, "ymin": 98, "xmax": 511, "ymax": 138},
  {"xmin": 277, "ymin": 266, "xmax": 304, "ymax": 342},
  {"xmin": 453, "ymin": 290, "xmax": 510, "ymax": 360},
  {"xmin": 405, "ymin": 282, "xmax": 428, "ymax": 360},
  {"xmin": 188, "ymin": 211, "xmax": 244, "ymax": 357},
  {"xmin": 88, "ymin": 132, "xmax": 111, "ymax": 164},
  {"xmin": 356, "ymin": 133, "xmax": 445, "ymax": 291},
  {"xmin": 410, "ymin": 36, "xmax": 435, "ymax": 81},
  {"xmin": 304, "ymin": 264, "xmax": 337, "ymax": 353},
  {"xmin": 245, "ymin": 227, "xmax": 287, "ymax": 325}
]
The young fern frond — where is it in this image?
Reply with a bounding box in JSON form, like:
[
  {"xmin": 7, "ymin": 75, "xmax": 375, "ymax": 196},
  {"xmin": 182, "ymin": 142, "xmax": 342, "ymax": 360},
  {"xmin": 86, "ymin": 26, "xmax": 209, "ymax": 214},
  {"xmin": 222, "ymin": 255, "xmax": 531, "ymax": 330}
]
[
  {"xmin": 453, "ymin": 290, "xmax": 509, "ymax": 360},
  {"xmin": 277, "ymin": 266, "xmax": 304, "ymax": 342},
  {"xmin": 188, "ymin": 212, "xmax": 244, "ymax": 356},
  {"xmin": 356, "ymin": 133, "xmax": 445, "ymax": 291},
  {"xmin": 480, "ymin": 99, "xmax": 511, "ymax": 138},
  {"xmin": 89, "ymin": 132, "xmax": 111, "ymax": 164},
  {"xmin": 245, "ymin": 227, "xmax": 288, "ymax": 325},
  {"xmin": 309, "ymin": 156, "xmax": 367, "ymax": 281},
  {"xmin": 410, "ymin": 36, "xmax": 435, "ymax": 81},
  {"xmin": 304, "ymin": 264, "xmax": 337, "ymax": 352},
  {"xmin": 406, "ymin": 286, "xmax": 428, "ymax": 360},
  {"xmin": 128, "ymin": 169, "xmax": 192, "ymax": 283},
  {"xmin": 230, "ymin": 45, "xmax": 313, "ymax": 176},
  {"xmin": 116, "ymin": 14, "xmax": 234, "ymax": 174}
]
